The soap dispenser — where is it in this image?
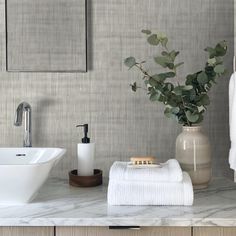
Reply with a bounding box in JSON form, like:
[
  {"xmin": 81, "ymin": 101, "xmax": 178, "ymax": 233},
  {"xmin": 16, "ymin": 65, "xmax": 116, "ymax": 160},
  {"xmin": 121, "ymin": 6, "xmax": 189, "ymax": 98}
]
[
  {"xmin": 69, "ymin": 124, "xmax": 102, "ymax": 187},
  {"xmin": 76, "ymin": 124, "xmax": 95, "ymax": 176}
]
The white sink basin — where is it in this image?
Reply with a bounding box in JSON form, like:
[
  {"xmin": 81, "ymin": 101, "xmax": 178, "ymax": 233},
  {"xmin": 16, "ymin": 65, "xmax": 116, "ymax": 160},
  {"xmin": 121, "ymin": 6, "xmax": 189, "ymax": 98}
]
[{"xmin": 0, "ymin": 148, "xmax": 66, "ymax": 205}]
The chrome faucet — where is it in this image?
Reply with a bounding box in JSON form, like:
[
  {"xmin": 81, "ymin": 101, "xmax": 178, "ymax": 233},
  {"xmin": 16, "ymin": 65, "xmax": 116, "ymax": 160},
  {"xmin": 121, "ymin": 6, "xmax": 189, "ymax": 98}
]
[{"xmin": 14, "ymin": 102, "xmax": 32, "ymax": 147}]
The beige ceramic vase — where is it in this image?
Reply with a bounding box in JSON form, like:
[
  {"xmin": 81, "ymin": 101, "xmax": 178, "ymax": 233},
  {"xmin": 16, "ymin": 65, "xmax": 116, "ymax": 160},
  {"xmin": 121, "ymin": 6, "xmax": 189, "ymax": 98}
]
[{"xmin": 175, "ymin": 126, "xmax": 211, "ymax": 189}]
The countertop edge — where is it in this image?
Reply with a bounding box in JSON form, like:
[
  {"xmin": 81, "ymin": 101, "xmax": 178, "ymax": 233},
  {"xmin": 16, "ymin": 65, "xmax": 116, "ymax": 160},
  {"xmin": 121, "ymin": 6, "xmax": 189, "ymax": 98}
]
[{"xmin": 0, "ymin": 218, "xmax": 236, "ymax": 227}]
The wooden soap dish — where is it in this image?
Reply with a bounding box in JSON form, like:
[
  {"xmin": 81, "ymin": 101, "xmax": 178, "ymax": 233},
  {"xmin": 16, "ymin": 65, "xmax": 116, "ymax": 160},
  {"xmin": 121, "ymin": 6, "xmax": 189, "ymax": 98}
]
[{"xmin": 69, "ymin": 169, "xmax": 103, "ymax": 187}]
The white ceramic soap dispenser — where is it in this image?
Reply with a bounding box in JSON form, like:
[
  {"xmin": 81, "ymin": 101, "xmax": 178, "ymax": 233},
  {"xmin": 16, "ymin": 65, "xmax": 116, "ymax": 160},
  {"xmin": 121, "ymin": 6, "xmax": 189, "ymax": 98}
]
[{"xmin": 76, "ymin": 124, "xmax": 95, "ymax": 176}]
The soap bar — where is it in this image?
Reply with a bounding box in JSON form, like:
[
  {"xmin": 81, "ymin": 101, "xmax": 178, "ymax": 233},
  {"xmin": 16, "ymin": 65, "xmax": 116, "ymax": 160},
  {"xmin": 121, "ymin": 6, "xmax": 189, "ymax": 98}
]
[{"xmin": 130, "ymin": 156, "xmax": 156, "ymax": 165}]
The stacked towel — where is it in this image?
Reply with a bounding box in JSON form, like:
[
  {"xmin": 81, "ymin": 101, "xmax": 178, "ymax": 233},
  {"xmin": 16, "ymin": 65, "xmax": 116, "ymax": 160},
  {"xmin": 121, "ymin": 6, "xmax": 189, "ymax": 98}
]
[
  {"xmin": 110, "ymin": 159, "xmax": 183, "ymax": 182},
  {"xmin": 107, "ymin": 160, "xmax": 193, "ymax": 206},
  {"xmin": 229, "ymin": 72, "xmax": 236, "ymax": 170}
]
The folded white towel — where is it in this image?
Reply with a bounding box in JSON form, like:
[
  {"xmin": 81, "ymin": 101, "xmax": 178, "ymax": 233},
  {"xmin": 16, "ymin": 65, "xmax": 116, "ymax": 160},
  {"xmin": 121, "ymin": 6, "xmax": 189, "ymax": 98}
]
[
  {"xmin": 229, "ymin": 72, "xmax": 236, "ymax": 170},
  {"xmin": 107, "ymin": 172, "xmax": 193, "ymax": 206},
  {"xmin": 109, "ymin": 159, "xmax": 183, "ymax": 182}
]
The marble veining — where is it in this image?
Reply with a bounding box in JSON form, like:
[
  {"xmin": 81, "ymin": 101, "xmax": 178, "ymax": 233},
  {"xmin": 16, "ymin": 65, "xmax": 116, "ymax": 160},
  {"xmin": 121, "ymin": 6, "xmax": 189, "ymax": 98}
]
[{"xmin": 0, "ymin": 178, "xmax": 236, "ymax": 226}]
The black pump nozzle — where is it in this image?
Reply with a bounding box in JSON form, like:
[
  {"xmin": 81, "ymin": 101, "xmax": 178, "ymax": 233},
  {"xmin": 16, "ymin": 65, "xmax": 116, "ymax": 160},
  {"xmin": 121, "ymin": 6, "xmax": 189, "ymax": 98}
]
[{"xmin": 76, "ymin": 124, "xmax": 90, "ymax": 143}]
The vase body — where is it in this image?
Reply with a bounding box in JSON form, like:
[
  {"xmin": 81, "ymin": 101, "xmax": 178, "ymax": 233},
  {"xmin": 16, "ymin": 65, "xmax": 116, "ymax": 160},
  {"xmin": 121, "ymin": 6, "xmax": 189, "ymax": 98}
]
[{"xmin": 175, "ymin": 126, "xmax": 211, "ymax": 189}]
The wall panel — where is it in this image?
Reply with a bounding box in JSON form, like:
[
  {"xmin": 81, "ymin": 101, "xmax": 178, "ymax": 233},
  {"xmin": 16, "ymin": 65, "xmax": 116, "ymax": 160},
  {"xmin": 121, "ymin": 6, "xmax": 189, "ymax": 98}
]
[{"xmin": 0, "ymin": 0, "xmax": 233, "ymax": 178}]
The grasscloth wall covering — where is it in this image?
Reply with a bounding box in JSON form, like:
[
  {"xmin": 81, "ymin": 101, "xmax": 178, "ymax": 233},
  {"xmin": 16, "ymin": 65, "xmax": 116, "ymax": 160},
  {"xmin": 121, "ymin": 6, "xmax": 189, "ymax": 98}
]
[{"xmin": 0, "ymin": 0, "xmax": 233, "ymax": 178}]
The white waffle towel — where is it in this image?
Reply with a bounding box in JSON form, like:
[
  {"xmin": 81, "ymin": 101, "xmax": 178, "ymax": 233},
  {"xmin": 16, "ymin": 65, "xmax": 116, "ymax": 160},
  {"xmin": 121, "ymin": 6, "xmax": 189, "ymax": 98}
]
[
  {"xmin": 109, "ymin": 159, "xmax": 183, "ymax": 182},
  {"xmin": 107, "ymin": 172, "xmax": 193, "ymax": 206}
]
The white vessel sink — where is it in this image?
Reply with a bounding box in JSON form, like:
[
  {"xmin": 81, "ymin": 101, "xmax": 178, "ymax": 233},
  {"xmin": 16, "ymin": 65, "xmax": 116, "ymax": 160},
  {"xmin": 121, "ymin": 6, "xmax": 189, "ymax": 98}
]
[{"xmin": 0, "ymin": 148, "xmax": 66, "ymax": 205}]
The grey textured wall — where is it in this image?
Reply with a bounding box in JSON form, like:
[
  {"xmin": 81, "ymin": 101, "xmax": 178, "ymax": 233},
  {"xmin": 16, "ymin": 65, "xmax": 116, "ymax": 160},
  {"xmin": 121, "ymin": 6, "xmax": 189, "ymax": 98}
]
[{"xmin": 0, "ymin": 0, "xmax": 233, "ymax": 178}]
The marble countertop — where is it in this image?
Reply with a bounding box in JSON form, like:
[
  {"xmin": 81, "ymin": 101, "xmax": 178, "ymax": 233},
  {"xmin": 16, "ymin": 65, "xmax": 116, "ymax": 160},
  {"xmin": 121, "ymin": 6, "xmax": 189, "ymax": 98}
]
[{"xmin": 1, "ymin": 177, "xmax": 236, "ymax": 227}]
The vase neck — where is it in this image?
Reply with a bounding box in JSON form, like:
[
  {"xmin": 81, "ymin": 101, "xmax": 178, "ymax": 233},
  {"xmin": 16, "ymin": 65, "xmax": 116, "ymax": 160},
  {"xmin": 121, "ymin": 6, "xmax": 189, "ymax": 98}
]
[{"xmin": 182, "ymin": 126, "xmax": 202, "ymax": 132}]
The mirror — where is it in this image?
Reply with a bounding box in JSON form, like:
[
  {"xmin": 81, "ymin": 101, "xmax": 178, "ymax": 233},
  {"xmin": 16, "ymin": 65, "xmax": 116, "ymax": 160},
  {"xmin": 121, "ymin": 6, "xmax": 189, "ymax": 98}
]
[{"xmin": 6, "ymin": 0, "xmax": 87, "ymax": 72}]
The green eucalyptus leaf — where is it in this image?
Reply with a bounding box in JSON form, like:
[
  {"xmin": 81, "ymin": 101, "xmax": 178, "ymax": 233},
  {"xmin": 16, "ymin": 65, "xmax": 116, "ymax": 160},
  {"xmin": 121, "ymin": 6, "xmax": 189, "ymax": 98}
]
[
  {"xmin": 189, "ymin": 89, "xmax": 196, "ymax": 101},
  {"xmin": 198, "ymin": 105, "xmax": 205, "ymax": 113},
  {"xmin": 186, "ymin": 74, "xmax": 197, "ymax": 85},
  {"xmin": 141, "ymin": 29, "xmax": 151, "ymax": 35},
  {"xmin": 167, "ymin": 63, "xmax": 174, "ymax": 69},
  {"xmin": 164, "ymin": 107, "xmax": 176, "ymax": 119},
  {"xmin": 148, "ymin": 78, "xmax": 158, "ymax": 87},
  {"xmin": 152, "ymin": 72, "xmax": 175, "ymax": 82},
  {"xmin": 130, "ymin": 82, "xmax": 137, "ymax": 92},
  {"xmin": 204, "ymin": 82, "xmax": 212, "ymax": 91},
  {"xmin": 196, "ymin": 113, "xmax": 204, "ymax": 123},
  {"xmin": 173, "ymin": 85, "xmax": 192, "ymax": 95},
  {"xmin": 154, "ymin": 56, "xmax": 172, "ymax": 67},
  {"xmin": 215, "ymin": 56, "xmax": 223, "ymax": 64},
  {"xmin": 164, "ymin": 83, "xmax": 174, "ymax": 92},
  {"xmin": 186, "ymin": 111, "xmax": 199, "ymax": 123},
  {"xmin": 150, "ymin": 92, "xmax": 160, "ymax": 101},
  {"xmin": 164, "ymin": 107, "xmax": 171, "ymax": 117},
  {"xmin": 199, "ymin": 94, "xmax": 210, "ymax": 106},
  {"xmin": 173, "ymin": 86, "xmax": 183, "ymax": 95},
  {"xmin": 147, "ymin": 34, "xmax": 159, "ymax": 45},
  {"xmin": 167, "ymin": 98, "xmax": 178, "ymax": 107},
  {"xmin": 171, "ymin": 107, "xmax": 180, "ymax": 114},
  {"xmin": 158, "ymin": 95, "xmax": 165, "ymax": 102},
  {"xmin": 160, "ymin": 37, "xmax": 168, "ymax": 47},
  {"xmin": 148, "ymin": 87, "xmax": 155, "ymax": 93},
  {"xmin": 156, "ymin": 83, "xmax": 164, "ymax": 91},
  {"xmin": 161, "ymin": 51, "xmax": 169, "ymax": 56},
  {"xmin": 187, "ymin": 73, "xmax": 197, "ymax": 80},
  {"xmin": 151, "ymin": 74, "xmax": 165, "ymax": 83},
  {"xmin": 124, "ymin": 57, "xmax": 136, "ymax": 68},
  {"xmin": 215, "ymin": 41, "xmax": 227, "ymax": 57},
  {"xmin": 197, "ymin": 71, "xmax": 208, "ymax": 84},
  {"xmin": 169, "ymin": 50, "xmax": 179, "ymax": 61},
  {"xmin": 214, "ymin": 64, "xmax": 225, "ymax": 74},
  {"xmin": 182, "ymin": 85, "xmax": 193, "ymax": 91},
  {"xmin": 156, "ymin": 32, "xmax": 167, "ymax": 40},
  {"xmin": 144, "ymin": 79, "xmax": 149, "ymax": 86},
  {"xmin": 207, "ymin": 58, "xmax": 216, "ymax": 66},
  {"xmin": 204, "ymin": 47, "xmax": 216, "ymax": 58},
  {"xmin": 164, "ymin": 72, "xmax": 176, "ymax": 78},
  {"xmin": 205, "ymin": 66, "xmax": 215, "ymax": 77}
]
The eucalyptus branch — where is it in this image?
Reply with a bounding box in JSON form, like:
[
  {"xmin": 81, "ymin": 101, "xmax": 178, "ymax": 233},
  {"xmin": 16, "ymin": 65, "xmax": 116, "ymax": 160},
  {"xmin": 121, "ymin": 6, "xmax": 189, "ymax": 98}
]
[{"xmin": 124, "ymin": 30, "xmax": 227, "ymax": 126}]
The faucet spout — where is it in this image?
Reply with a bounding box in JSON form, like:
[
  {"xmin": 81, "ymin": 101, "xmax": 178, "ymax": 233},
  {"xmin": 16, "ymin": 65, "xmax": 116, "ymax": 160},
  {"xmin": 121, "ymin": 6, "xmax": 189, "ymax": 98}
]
[{"xmin": 14, "ymin": 102, "xmax": 32, "ymax": 147}]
